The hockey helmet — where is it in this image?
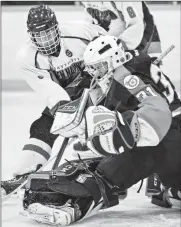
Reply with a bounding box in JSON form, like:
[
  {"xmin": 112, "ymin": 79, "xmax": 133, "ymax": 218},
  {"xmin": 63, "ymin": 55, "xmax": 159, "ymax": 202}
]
[
  {"xmin": 83, "ymin": 35, "xmax": 132, "ymax": 79},
  {"xmin": 27, "ymin": 5, "xmax": 60, "ymax": 55}
]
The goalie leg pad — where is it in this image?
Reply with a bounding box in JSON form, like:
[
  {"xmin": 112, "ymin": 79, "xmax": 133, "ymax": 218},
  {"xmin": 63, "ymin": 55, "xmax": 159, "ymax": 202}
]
[
  {"xmin": 24, "ymin": 158, "xmax": 119, "ymax": 210},
  {"xmin": 24, "ymin": 171, "xmax": 100, "ymax": 209}
]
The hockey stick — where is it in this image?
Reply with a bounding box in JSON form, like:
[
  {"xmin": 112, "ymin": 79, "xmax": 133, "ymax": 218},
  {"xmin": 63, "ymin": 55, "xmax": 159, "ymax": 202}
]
[
  {"xmin": 1, "ymin": 153, "xmax": 58, "ymax": 204},
  {"xmin": 153, "ymin": 44, "xmax": 175, "ymax": 65},
  {"xmin": 52, "ymin": 137, "xmax": 69, "ymax": 170}
]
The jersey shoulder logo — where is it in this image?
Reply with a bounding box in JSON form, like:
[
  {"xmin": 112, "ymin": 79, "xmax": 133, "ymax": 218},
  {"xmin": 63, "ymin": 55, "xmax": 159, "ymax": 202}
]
[
  {"xmin": 124, "ymin": 75, "xmax": 139, "ymax": 90},
  {"xmin": 66, "ymin": 49, "xmax": 73, "ymax": 57}
]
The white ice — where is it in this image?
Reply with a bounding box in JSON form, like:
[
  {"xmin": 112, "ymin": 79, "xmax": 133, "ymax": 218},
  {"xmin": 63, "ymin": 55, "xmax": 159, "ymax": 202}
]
[{"xmin": 2, "ymin": 4, "xmax": 181, "ymax": 227}]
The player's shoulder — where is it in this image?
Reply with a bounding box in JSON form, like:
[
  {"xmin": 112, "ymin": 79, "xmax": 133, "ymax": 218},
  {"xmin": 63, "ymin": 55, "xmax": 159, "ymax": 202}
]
[
  {"xmin": 59, "ymin": 21, "xmax": 107, "ymax": 39},
  {"xmin": 16, "ymin": 40, "xmax": 38, "ymax": 65}
]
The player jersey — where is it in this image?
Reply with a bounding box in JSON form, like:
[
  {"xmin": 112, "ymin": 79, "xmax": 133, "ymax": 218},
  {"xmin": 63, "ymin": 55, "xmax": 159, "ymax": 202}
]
[
  {"xmin": 82, "ymin": 1, "xmax": 161, "ymax": 55},
  {"xmin": 16, "ymin": 22, "xmax": 107, "ymax": 109}
]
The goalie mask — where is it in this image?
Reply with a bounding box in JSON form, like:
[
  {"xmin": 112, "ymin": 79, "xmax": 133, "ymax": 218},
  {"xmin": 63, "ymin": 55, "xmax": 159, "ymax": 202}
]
[
  {"xmin": 83, "ymin": 36, "xmax": 132, "ymax": 80},
  {"xmin": 27, "ymin": 5, "xmax": 60, "ymax": 55}
]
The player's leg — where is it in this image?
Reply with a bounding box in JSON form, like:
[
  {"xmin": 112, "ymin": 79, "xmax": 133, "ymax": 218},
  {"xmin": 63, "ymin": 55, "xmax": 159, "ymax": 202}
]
[
  {"xmin": 96, "ymin": 129, "xmax": 181, "ymax": 211},
  {"xmin": 14, "ymin": 108, "xmax": 58, "ymax": 175},
  {"xmin": 151, "ymin": 171, "xmax": 181, "ymax": 208},
  {"xmin": 145, "ymin": 115, "xmax": 181, "ymax": 195},
  {"xmin": 1, "ymin": 108, "xmax": 58, "ymax": 195},
  {"xmin": 150, "ymin": 117, "xmax": 181, "ymax": 208},
  {"xmin": 151, "ymin": 122, "xmax": 181, "ymax": 208},
  {"xmin": 145, "ymin": 173, "xmax": 162, "ymax": 197}
]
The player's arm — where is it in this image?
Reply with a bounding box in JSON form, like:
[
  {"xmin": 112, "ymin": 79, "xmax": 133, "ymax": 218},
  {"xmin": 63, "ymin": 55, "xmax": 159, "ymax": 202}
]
[
  {"xmin": 116, "ymin": 2, "xmax": 144, "ymax": 49},
  {"xmin": 16, "ymin": 44, "xmax": 70, "ymax": 109},
  {"xmin": 81, "ymin": 2, "xmax": 98, "ymax": 25},
  {"xmin": 108, "ymin": 71, "xmax": 172, "ymax": 147}
]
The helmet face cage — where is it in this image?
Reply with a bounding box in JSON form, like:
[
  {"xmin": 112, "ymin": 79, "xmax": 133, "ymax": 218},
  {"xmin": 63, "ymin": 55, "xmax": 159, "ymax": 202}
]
[
  {"xmin": 29, "ymin": 24, "xmax": 60, "ymax": 55},
  {"xmin": 84, "ymin": 36, "xmax": 131, "ymax": 81},
  {"xmin": 85, "ymin": 60, "xmax": 109, "ymax": 80},
  {"xmin": 27, "ymin": 5, "xmax": 60, "ymax": 55}
]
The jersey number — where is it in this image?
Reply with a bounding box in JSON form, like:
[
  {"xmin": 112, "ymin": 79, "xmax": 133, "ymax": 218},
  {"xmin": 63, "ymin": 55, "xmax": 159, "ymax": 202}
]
[{"xmin": 150, "ymin": 65, "xmax": 174, "ymax": 103}]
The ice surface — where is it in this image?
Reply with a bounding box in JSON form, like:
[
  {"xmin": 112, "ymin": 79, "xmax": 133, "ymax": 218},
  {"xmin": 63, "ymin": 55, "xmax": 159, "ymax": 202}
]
[
  {"xmin": 2, "ymin": 5, "xmax": 181, "ymax": 227},
  {"xmin": 2, "ymin": 183, "xmax": 180, "ymax": 227}
]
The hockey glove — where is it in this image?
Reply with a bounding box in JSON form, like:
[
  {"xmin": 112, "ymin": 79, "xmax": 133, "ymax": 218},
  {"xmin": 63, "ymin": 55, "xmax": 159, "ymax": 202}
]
[{"xmin": 85, "ymin": 105, "xmax": 135, "ymax": 156}]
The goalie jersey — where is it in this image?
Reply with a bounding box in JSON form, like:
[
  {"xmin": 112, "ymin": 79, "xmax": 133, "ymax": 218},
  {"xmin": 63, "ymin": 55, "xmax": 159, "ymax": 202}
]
[
  {"xmin": 16, "ymin": 22, "xmax": 107, "ymax": 109},
  {"xmin": 92, "ymin": 50, "xmax": 176, "ymax": 147}
]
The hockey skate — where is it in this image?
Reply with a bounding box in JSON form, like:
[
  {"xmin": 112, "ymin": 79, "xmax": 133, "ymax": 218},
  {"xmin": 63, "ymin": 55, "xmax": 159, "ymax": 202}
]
[
  {"xmin": 151, "ymin": 187, "xmax": 181, "ymax": 209},
  {"xmin": 1, "ymin": 175, "xmax": 27, "ymax": 197},
  {"xmin": 1, "ymin": 164, "xmax": 42, "ymax": 197}
]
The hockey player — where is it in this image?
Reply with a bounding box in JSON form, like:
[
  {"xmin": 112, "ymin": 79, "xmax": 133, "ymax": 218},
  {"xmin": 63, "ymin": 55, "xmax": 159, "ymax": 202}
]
[
  {"xmin": 82, "ymin": 1, "xmax": 162, "ymax": 56},
  {"xmin": 1, "ymin": 4, "xmax": 107, "ymax": 195},
  {"xmin": 20, "ymin": 36, "xmax": 181, "ymax": 226}
]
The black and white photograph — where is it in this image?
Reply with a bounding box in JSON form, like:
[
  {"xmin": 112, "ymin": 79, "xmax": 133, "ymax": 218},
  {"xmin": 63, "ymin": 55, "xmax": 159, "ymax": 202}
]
[{"xmin": 1, "ymin": 1, "xmax": 181, "ymax": 226}]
